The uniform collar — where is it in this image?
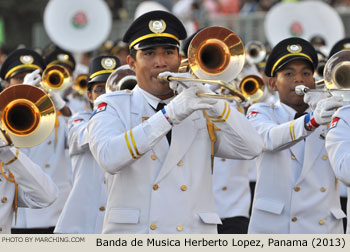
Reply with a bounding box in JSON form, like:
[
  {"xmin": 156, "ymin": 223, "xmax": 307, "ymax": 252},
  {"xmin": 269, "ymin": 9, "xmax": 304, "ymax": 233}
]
[
  {"xmin": 278, "ymin": 101, "xmax": 297, "ymax": 121},
  {"xmin": 137, "ymin": 85, "xmax": 174, "ymax": 109}
]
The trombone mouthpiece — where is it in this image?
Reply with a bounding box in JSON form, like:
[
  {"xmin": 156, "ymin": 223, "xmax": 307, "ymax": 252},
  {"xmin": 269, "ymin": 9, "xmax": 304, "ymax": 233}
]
[
  {"xmin": 157, "ymin": 75, "xmax": 170, "ymax": 83},
  {"xmin": 295, "ymin": 85, "xmax": 309, "ymax": 96}
]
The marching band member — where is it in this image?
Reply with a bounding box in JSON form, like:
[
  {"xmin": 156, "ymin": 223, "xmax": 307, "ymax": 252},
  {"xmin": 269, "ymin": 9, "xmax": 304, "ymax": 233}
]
[
  {"xmin": 181, "ymin": 31, "xmax": 252, "ymax": 234},
  {"xmin": 87, "ymin": 10, "xmax": 262, "ymax": 234},
  {"xmin": 0, "ymin": 48, "xmax": 73, "ymax": 233},
  {"xmin": 326, "ymin": 105, "xmax": 350, "ymax": 234},
  {"xmin": 324, "ymin": 37, "xmax": 350, "ymax": 233},
  {"xmin": 54, "ymin": 55, "xmax": 120, "ymax": 233},
  {"xmin": 247, "ymin": 37, "xmax": 345, "ymax": 233},
  {"xmin": 0, "ymin": 140, "xmax": 58, "ymax": 234}
]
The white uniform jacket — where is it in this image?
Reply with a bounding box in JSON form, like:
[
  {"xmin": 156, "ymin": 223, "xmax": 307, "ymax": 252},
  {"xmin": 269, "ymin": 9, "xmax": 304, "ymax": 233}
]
[
  {"xmin": 87, "ymin": 86, "xmax": 263, "ymax": 234},
  {"xmin": 13, "ymin": 115, "xmax": 72, "ymax": 228},
  {"xmin": 212, "ymin": 157, "xmax": 251, "ymax": 219},
  {"xmin": 1, "ymin": 148, "xmax": 57, "ymax": 233},
  {"xmin": 326, "ymin": 105, "xmax": 350, "ymax": 234},
  {"xmin": 247, "ymin": 101, "xmax": 345, "ymax": 234},
  {"xmin": 55, "ymin": 112, "xmax": 107, "ymax": 233}
]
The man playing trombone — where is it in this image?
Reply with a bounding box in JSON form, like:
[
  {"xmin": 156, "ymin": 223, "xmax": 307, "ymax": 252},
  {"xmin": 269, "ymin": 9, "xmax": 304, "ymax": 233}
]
[
  {"xmin": 0, "ymin": 48, "xmax": 73, "ymax": 233},
  {"xmin": 247, "ymin": 37, "xmax": 345, "ymax": 233},
  {"xmin": 87, "ymin": 10, "xmax": 263, "ymax": 234},
  {"xmin": 0, "ymin": 139, "xmax": 58, "ymax": 234}
]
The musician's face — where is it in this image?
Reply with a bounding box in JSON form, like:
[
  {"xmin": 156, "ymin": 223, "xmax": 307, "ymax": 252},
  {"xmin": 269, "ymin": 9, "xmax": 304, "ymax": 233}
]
[
  {"xmin": 269, "ymin": 59, "xmax": 315, "ymax": 111},
  {"xmin": 5, "ymin": 71, "xmax": 32, "ymax": 88},
  {"xmin": 87, "ymin": 82, "xmax": 106, "ymax": 102},
  {"xmin": 127, "ymin": 45, "xmax": 181, "ymax": 100}
]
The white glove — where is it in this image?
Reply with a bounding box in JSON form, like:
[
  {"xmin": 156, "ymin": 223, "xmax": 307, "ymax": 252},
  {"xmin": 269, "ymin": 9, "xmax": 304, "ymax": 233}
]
[
  {"xmin": 313, "ymin": 96, "xmax": 343, "ymax": 125},
  {"xmin": 158, "ymin": 71, "xmax": 196, "ymax": 94},
  {"xmin": 23, "ymin": 69, "xmax": 41, "ymax": 86},
  {"xmin": 165, "ymin": 85, "xmax": 217, "ymax": 124},
  {"xmin": 303, "ymin": 91, "xmax": 327, "ymax": 111},
  {"xmin": 50, "ymin": 92, "xmax": 66, "ymax": 110}
]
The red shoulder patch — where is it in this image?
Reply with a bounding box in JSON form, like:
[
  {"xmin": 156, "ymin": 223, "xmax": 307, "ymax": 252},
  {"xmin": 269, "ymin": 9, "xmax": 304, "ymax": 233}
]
[{"xmin": 329, "ymin": 117, "xmax": 340, "ymax": 130}]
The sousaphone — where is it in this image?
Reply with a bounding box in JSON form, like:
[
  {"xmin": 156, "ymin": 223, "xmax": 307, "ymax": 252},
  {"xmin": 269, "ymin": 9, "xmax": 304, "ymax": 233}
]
[
  {"xmin": 265, "ymin": 1, "xmax": 344, "ymax": 50},
  {"xmin": 43, "ymin": 0, "xmax": 112, "ymax": 53}
]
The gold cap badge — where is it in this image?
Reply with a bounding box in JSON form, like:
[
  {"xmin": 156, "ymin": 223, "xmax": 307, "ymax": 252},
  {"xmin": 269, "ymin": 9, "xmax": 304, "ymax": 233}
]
[
  {"xmin": 149, "ymin": 20, "xmax": 166, "ymax": 34},
  {"xmin": 287, "ymin": 44, "xmax": 302, "ymax": 53},
  {"xmin": 20, "ymin": 55, "xmax": 34, "ymax": 64},
  {"xmin": 101, "ymin": 57, "xmax": 116, "ymax": 70}
]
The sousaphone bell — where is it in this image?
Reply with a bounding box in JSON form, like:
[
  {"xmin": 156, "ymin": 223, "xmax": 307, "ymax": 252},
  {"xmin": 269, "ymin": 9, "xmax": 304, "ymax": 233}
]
[{"xmin": 0, "ymin": 85, "xmax": 56, "ymax": 148}]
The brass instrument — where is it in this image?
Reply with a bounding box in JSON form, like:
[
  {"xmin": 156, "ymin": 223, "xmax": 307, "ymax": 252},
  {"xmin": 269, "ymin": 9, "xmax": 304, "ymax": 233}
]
[
  {"xmin": 0, "ymin": 85, "xmax": 56, "ymax": 148},
  {"xmin": 315, "ymin": 50, "xmax": 327, "ymax": 80},
  {"xmin": 239, "ymin": 75, "xmax": 265, "ymax": 102},
  {"xmin": 158, "ymin": 26, "xmax": 247, "ymax": 102},
  {"xmin": 73, "ymin": 74, "xmax": 89, "ymax": 95},
  {"xmin": 41, "ymin": 65, "xmax": 71, "ymax": 92},
  {"xmin": 295, "ymin": 50, "xmax": 350, "ymax": 101},
  {"xmin": 245, "ymin": 41, "xmax": 266, "ymax": 64},
  {"xmin": 106, "ymin": 65, "xmax": 137, "ymax": 93}
]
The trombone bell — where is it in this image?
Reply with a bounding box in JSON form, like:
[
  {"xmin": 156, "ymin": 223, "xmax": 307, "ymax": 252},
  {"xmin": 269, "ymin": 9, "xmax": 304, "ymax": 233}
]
[
  {"xmin": 188, "ymin": 26, "xmax": 245, "ymax": 83},
  {"xmin": 73, "ymin": 74, "xmax": 89, "ymax": 95},
  {"xmin": 0, "ymin": 85, "xmax": 56, "ymax": 148},
  {"xmin": 41, "ymin": 65, "xmax": 71, "ymax": 92},
  {"xmin": 245, "ymin": 41, "xmax": 266, "ymax": 64},
  {"xmin": 239, "ymin": 75, "xmax": 264, "ymax": 102},
  {"xmin": 106, "ymin": 66, "xmax": 137, "ymax": 93},
  {"xmin": 324, "ymin": 50, "xmax": 350, "ymax": 101}
]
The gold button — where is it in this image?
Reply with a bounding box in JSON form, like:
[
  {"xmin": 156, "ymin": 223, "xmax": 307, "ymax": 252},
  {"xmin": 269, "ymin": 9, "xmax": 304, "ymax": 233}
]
[
  {"xmin": 45, "ymin": 164, "xmax": 50, "ymax": 168},
  {"xmin": 319, "ymin": 219, "xmax": 325, "ymax": 225},
  {"xmin": 291, "ymin": 217, "xmax": 297, "ymax": 222},
  {"xmin": 1, "ymin": 197, "xmax": 7, "ymax": 203},
  {"xmin": 294, "ymin": 186, "xmax": 300, "ymax": 192},
  {"xmin": 177, "ymin": 161, "xmax": 183, "ymax": 166},
  {"xmin": 153, "ymin": 184, "xmax": 159, "ymax": 191},
  {"xmin": 291, "ymin": 155, "xmax": 296, "ymax": 160},
  {"xmin": 177, "ymin": 225, "xmax": 183, "ymax": 231},
  {"xmin": 221, "ymin": 158, "xmax": 226, "ymax": 162},
  {"xmin": 151, "ymin": 154, "xmax": 157, "ymax": 160},
  {"xmin": 181, "ymin": 185, "xmax": 187, "ymax": 191},
  {"xmin": 222, "ymin": 186, "xmax": 227, "ymax": 191},
  {"xmin": 47, "ymin": 140, "xmax": 52, "ymax": 145},
  {"xmin": 322, "ymin": 155, "xmax": 328, "ymax": 160},
  {"xmin": 125, "ymin": 90, "xmax": 131, "ymax": 94},
  {"xmin": 150, "ymin": 224, "xmax": 157, "ymax": 230},
  {"xmin": 320, "ymin": 187, "xmax": 326, "ymax": 192},
  {"xmin": 99, "ymin": 206, "xmax": 105, "ymax": 211}
]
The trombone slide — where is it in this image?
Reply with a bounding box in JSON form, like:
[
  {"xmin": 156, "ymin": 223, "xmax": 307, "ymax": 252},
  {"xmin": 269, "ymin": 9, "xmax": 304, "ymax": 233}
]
[{"xmin": 158, "ymin": 75, "xmax": 246, "ymax": 102}]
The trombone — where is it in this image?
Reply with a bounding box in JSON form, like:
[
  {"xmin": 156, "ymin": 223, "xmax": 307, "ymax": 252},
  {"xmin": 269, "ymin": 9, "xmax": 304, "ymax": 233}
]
[
  {"xmin": 73, "ymin": 74, "xmax": 89, "ymax": 95},
  {"xmin": 295, "ymin": 50, "xmax": 350, "ymax": 101},
  {"xmin": 245, "ymin": 41, "xmax": 266, "ymax": 65},
  {"xmin": 0, "ymin": 85, "xmax": 56, "ymax": 148},
  {"xmin": 106, "ymin": 65, "xmax": 137, "ymax": 93},
  {"xmin": 157, "ymin": 26, "xmax": 247, "ymax": 102},
  {"xmin": 41, "ymin": 65, "xmax": 71, "ymax": 93},
  {"xmin": 238, "ymin": 75, "xmax": 265, "ymax": 102}
]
